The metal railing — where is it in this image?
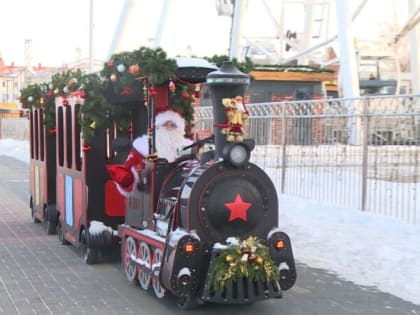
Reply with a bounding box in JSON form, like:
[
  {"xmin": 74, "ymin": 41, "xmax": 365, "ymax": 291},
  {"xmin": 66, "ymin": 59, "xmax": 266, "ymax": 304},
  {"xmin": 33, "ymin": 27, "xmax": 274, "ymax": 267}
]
[{"xmin": 194, "ymin": 94, "xmax": 420, "ymax": 225}]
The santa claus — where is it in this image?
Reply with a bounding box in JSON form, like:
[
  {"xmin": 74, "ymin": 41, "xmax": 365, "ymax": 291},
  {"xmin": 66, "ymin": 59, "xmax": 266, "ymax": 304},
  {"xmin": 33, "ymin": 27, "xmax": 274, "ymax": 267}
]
[{"xmin": 107, "ymin": 109, "xmax": 192, "ymax": 196}]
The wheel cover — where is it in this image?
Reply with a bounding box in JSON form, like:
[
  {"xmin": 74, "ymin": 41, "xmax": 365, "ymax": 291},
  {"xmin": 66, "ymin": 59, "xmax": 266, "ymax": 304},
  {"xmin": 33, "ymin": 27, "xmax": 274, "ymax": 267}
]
[
  {"xmin": 123, "ymin": 237, "xmax": 137, "ymax": 282},
  {"xmin": 138, "ymin": 241, "xmax": 151, "ymax": 290},
  {"xmin": 152, "ymin": 247, "xmax": 166, "ymax": 298}
]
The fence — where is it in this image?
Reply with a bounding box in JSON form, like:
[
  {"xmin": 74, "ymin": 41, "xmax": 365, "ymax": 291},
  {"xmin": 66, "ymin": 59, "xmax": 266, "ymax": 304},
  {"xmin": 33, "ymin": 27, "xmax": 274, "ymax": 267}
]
[
  {"xmin": 194, "ymin": 94, "xmax": 420, "ymax": 225},
  {"xmin": 0, "ymin": 117, "xmax": 29, "ymax": 141}
]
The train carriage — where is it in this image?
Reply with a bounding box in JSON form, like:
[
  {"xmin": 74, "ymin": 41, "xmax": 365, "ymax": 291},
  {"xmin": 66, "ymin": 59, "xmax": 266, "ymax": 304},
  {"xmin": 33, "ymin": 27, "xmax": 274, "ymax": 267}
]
[
  {"xmin": 29, "ymin": 107, "xmax": 58, "ymax": 234},
  {"xmin": 54, "ymin": 79, "xmax": 151, "ymax": 263}
]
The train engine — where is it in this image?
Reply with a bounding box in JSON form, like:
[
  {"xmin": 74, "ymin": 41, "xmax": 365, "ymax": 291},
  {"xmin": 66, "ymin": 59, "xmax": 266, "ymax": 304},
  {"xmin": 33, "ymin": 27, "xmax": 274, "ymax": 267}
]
[{"xmin": 118, "ymin": 61, "xmax": 296, "ymax": 309}]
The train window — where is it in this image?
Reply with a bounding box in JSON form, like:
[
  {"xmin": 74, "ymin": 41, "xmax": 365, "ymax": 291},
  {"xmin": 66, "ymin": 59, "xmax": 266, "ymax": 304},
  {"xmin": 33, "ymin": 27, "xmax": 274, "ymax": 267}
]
[
  {"xmin": 57, "ymin": 107, "xmax": 64, "ymax": 167},
  {"xmin": 29, "ymin": 110, "xmax": 34, "ymax": 159},
  {"xmin": 74, "ymin": 104, "xmax": 82, "ymax": 171},
  {"xmin": 39, "ymin": 109, "xmax": 45, "ymax": 162},
  {"xmin": 66, "ymin": 106, "xmax": 73, "ymax": 168},
  {"xmin": 34, "ymin": 109, "xmax": 39, "ymax": 160}
]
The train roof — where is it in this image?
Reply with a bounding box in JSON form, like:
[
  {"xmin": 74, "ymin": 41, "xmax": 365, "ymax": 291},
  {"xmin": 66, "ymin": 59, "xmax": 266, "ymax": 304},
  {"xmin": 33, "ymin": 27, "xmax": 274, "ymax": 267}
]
[{"xmin": 174, "ymin": 57, "xmax": 218, "ymax": 84}]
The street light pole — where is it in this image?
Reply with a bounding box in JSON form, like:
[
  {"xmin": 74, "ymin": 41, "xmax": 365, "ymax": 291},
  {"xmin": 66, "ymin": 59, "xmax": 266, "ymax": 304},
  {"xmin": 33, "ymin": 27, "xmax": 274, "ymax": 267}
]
[{"xmin": 88, "ymin": 0, "xmax": 94, "ymax": 73}]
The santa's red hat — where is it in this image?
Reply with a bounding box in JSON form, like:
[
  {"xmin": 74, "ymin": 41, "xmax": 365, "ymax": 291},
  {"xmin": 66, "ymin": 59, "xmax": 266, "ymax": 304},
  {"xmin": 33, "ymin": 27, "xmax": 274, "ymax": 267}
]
[{"xmin": 155, "ymin": 109, "xmax": 185, "ymax": 131}]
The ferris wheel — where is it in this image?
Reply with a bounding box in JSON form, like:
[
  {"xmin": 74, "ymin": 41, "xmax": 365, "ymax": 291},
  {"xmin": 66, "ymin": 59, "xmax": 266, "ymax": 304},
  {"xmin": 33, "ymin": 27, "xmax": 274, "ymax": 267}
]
[{"xmin": 106, "ymin": 0, "xmax": 419, "ymax": 96}]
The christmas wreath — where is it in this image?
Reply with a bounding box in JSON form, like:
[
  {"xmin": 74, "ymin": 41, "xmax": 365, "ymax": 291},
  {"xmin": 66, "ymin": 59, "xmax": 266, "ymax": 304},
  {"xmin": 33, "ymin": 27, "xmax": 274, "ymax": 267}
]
[{"xmin": 207, "ymin": 236, "xmax": 280, "ymax": 291}]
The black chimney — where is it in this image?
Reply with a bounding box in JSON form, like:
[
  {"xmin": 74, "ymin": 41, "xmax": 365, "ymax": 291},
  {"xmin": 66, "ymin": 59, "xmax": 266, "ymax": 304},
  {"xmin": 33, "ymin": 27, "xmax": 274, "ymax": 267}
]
[{"xmin": 206, "ymin": 61, "xmax": 250, "ymax": 160}]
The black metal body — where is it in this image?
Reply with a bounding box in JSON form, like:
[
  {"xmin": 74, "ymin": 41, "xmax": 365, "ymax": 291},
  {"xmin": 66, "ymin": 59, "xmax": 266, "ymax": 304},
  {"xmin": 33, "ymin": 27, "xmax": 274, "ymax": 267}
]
[{"xmin": 118, "ymin": 61, "xmax": 296, "ymax": 308}]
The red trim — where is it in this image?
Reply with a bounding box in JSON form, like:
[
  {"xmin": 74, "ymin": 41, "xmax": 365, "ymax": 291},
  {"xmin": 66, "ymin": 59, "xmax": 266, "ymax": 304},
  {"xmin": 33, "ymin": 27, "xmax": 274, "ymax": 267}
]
[
  {"xmin": 64, "ymin": 231, "xmax": 77, "ymax": 244},
  {"xmin": 120, "ymin": 226, "xmax": 165, "ymax": 249}
]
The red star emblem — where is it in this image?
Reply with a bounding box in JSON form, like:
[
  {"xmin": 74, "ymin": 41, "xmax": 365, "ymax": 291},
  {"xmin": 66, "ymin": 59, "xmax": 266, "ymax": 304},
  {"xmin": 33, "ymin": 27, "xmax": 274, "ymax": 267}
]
[{"xmin": 224, "ymin": 194, "xmax": 252, "ymax": 222}]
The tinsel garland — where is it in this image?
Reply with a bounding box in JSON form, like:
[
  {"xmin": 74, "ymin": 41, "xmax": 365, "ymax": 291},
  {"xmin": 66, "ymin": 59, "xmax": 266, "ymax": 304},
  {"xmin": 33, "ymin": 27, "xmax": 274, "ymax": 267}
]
[{"xmin": 208, "ymin": 236, "xmax": 279, "ymax": 291}]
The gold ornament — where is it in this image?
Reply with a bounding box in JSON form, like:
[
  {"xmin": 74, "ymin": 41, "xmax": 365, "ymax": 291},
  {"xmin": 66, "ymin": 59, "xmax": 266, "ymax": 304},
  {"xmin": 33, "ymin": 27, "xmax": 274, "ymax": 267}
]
[
  {"xmin": 256, "ymin": 256, "xmax": 264, "ymax": 265},
  {"xmin": 110, "ymin": 74, "xmax": 117, "ymax": 82},
  {"xmin": 225, "ymin": 255, "xmax": 233, "ymax": 263}
]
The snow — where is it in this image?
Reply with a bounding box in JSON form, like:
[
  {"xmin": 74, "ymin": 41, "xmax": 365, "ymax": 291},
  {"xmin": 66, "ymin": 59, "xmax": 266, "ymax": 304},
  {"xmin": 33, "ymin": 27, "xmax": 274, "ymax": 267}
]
[
  {"xmin": 278, "ymin": 195, "xmax": 420, "ymax": 305},
  {"xmin": 0, "ymin": 138, "xmax": 30, "ymax": 164},
  {"xmin": 1, "ymin": 138, "xmax": 419, "ymax": 306},
  {"xmin": 89, "ymin": 220, "xmax": 113, "ymax": 236}
]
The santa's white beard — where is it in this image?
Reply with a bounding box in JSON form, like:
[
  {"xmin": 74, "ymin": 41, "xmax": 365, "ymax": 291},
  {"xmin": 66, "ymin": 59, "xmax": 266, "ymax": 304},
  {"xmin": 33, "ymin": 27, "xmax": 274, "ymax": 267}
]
[{"xmin": 156, "ymin": 126, "xmax": 190, "ymax": 162}]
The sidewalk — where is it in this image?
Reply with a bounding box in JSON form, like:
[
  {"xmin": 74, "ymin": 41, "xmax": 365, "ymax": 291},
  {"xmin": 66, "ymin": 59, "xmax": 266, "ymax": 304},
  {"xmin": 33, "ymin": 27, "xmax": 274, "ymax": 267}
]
[{"xmin": 0, "ymin": 157, "xmax": 145, "ymax": 315}]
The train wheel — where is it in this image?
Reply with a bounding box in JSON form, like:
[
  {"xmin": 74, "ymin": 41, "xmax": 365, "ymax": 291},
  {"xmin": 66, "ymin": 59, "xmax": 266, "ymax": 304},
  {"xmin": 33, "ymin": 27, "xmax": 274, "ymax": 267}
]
[
  {"xmin": 57, "ymin": 219, "xmax": 69, "ymax": 245},
  {"xmin": 46, "ymin": 219, "xmax": 56, "ymax": 235},
  {"xmin": 177, "ymin": 295, "xmax": 199, "ymax": 310},
  {"xmin": 80, "ymin": 229, "xmax": 98, "ymax": 265},
  {"xmin": 123, "ymin": 236, "xmax": 137, "ymax": 283},
  {"xmin": 152, "ymin": 247, "xmax": 166, "ymax": 299},
  {"xmin": 45, "ymin": 207, "xmax": 56, "ymax": 235},
  {"xmin": 138, "ymin": 241, "xmax": 151, "ymax": 290},
  {"xmin": 31, "ymin": 204, "xmax": 41, "ymax": 223}
]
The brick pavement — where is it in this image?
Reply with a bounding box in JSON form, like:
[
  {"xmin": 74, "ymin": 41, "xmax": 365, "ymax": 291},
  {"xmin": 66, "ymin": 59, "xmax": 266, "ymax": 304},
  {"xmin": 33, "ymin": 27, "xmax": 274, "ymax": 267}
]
[
  {"xmin": 2, "ymin": 158, "xmax": 419, "ymax": 315},
  {"xmin": 0, "ymin": 158, "xmax": 149, "ymax": 315}
]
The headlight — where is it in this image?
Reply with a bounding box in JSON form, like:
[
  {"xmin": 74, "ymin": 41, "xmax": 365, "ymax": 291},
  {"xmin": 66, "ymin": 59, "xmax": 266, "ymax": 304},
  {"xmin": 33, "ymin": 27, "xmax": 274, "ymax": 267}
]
[{"xmin": 222, "ymin": 143, "xmax": 250, "ymax": 167}]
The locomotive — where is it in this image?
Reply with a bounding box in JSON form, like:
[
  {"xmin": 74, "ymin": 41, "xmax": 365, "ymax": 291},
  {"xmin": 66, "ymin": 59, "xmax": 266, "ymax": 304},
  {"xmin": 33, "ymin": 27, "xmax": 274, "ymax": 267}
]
[
  {"xmin": 24, "ymin": 49, "xmax": 296, "ymax": 309},
  {"xmin": 117, "ymin": 61, "xmax": 296, "ymax": 308}
]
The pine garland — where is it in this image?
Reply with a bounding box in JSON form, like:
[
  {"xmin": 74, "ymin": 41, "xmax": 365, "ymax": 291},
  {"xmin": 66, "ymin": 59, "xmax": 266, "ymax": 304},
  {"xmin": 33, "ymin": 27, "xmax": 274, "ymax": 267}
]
[
  {"xmin": 254, "ymin": 64, "xmax": 334, "ymax": 73},
  {"xmin": 205, "ymin": 55, "xmax": 254, "ymax": 74},
  {"xmin": 208, "ymin": 236, "xmax": 280, "ymax": 291},
  {"xmin": 100, "ymin": 46, "xmax": 178, "ymax": 94},
  {"xmin": 78, "ymin": 73, "xmax": 112, "ymax": 140},
  {"xmin": 170, "ymin": 82, "xmax": 197, "ymax": 138},
  {"xmin": 20, "ymin": 69, "xmax": 87, "ymax": 131},
  {"xmin": 18, "ymin": 47, "xmax": 182, "ymax": 141},
  {"xmin": 20, "ymin": 47, "xmax": 334, "ymax": 142}
]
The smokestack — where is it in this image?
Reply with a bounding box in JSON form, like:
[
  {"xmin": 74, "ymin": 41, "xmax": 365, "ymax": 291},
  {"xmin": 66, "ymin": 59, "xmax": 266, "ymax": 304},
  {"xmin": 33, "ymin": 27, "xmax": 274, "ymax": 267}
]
[{"xmin": 206, "ymin": 61, "xmax": 250, "ymax": 160}]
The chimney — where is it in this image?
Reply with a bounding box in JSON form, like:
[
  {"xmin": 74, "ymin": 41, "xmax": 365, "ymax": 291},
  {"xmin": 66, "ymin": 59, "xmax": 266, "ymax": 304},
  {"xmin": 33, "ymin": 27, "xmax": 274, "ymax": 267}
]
[
  {"xmin": 25, "ymin": 39, "xmax": 33, "ymax": 69},
  {"xmin": 75, "ymin": 48, "xmax": 82, "ymax": 62}
]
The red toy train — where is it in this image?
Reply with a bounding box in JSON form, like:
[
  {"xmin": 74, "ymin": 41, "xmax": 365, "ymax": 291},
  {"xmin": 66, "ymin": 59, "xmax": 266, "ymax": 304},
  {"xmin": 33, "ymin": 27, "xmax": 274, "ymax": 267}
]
[{"xmin": 26, "ymin": 53, "xmax": 296, "ymax": 308}]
